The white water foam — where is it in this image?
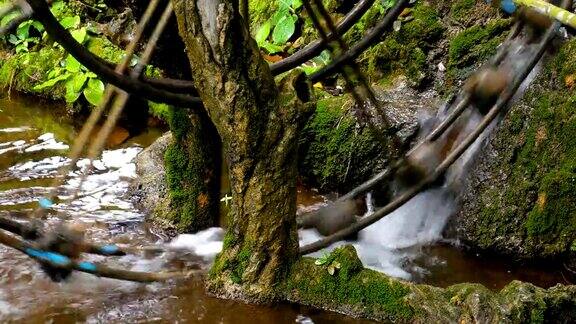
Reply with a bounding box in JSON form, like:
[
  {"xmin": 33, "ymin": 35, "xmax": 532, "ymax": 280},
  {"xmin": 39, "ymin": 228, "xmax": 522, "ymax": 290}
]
[{"xmin": 169, "ymin": 227, "xmax": 224, "ymax": 259}]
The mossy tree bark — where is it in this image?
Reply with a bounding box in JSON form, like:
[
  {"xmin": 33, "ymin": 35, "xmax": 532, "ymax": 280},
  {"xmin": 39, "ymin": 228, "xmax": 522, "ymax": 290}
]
[
  {"xmin": 163, "ymin": 107, "xmax": 221, "ymax": 233},
  {"xmin": 122, "ymin": 0, "xmax": 221, "ymax": 233},
  {"xmin": 173, "ymin": 0, "xmax": 311, "ymax": 301}
]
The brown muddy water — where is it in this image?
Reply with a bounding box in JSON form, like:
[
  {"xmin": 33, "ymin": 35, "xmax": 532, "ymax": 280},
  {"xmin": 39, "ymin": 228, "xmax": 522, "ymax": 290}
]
[{"xmin": 0, "ymin": 94, "xmax": 569, "ymax": 323}]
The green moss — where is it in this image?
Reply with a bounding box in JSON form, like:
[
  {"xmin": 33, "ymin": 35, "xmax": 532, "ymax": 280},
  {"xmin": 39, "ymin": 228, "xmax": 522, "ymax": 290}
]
[
  {"xmin": 526, "ymin": 170, "xmax": 576, "ymax": 239},
  {"xmin": 284, "ymin": 246, "xmax": 415, "ymax": 321},
  {"xmin": 248, "ymin": 0, "xmax": 278, "ymax": 32},
  {"xmin": 546, "ymin": 39, "xmax": 576, "ymax": 83},
  {"xmin": 148, "ymin": 101, "xmax": 173, "ymax": 121},
  {"xmin": 450, "ymin": 0, "xmax": 476, "ymax": 23},
  {"xmin": 0, "ymin": 47, "xmax": 67, "ymax": 99},
  {"xmin": 163, "ymin": 109, "xmax": 200, "ymax": 231},
  {"xmin": 159, "ymin": 107, "xmax": 219, "ymax": 233},
  {"xmin": 358, "ymin": 3, "xmax": 445, "ymax": 85},
  {"xmin": 447, "ymin": 18, "xmax": 512, "ymax": 80},
  {"xmin": 222, "ymin": 231, "xmax": 236, "ymax": 250},
  {"xmin": 86, "ymin": 36, "xmax": 124, "ymax": 64},
  {"xmin": 466, "ymin": 39, "xmax": 576, "ymax": 259},
  {"xmin": 298, "ymin": 95, "xmax": 390, "ymax": 192},
  {"xmin": 209, "ymin": 242, "xmax": 253, "ymax": 284},
  {"xmin": 342, "ymin": 1, "xmax": 388, "ymax": 45},
  {"xmin": 231, "ymin": 245, "xmax": 252, "ymax": 283}
]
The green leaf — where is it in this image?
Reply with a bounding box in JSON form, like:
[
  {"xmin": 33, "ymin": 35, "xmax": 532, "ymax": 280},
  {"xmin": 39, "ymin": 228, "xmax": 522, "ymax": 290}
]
[
  {"xmin": 314, "ymin": 252, "xmax": 331, "ymax": 266},
  {"xmin": 47, "ymin": 68, "xmax": 59, "ymax": 79},
  {"xmin": 260, "ymin": 41, "xmax": 284, "ymax": 54},
  {"xmin": 270, "ymin": 7, "xmax": 289, "ymax": 25},
  {"xmin": 255, "ymin": 20, "xmax": 272, "ymax": 46},
  {"xmin": 0, "ymin": 12, "xmax": 21, "ymax": 28},
  {"xmin": 300, "ymin": 64, "xmax": 318, "ymax": 75},
  {"xmin": 311, "ymin": 50, "xmax": 331, "ymax": 66},
  {"xmin": 59, "ymin": 15, "xmax": 80, "ymax": 29},
  {"xmin": 272, "ymin": 14, "xmax": 296, "ymax": 45},
  {"xmin": 65, "ymin": 55, "xmax": 82, "ymax": 73},
  {"xmin": 8, "ymin": 34, "xmax": 19, "ymax": 45},
  {"xmin": 71, "ymin": 73, "xmax": 88, "ymax": 93},
  {"xmin": 16, "ymin": 22, "xmax": 31, "ymax": 40},
  {"xmin": 71, "ymin": 27, "xmax": 87, "ymax": 44},
  {"xmin": 278, "ymin": 0, "xmax": 292, "ymax": 11},
  {"xmin": 31, "ymin": 21, "xmax": 44, "ymax": 33},
  {"xmin": 50, "ymin": 1, "xmax": 66, "ymax": 16},
  {"xmin": 291, "ymin": 0, "xmax": 303, "ymax": 10},
  {"xmin": 15, "ymin": 43, "xmax": 28, "ymax": 53},
  {"xmin": 65, "ymin": 78, "xmax": 82, "ymax": 103},
  {"xmin": 327, "ymin": 264, "xmax": 336, "ymax": 275},
  {"xmin": 382, "ymin": 0, "xmax": 396, "ymax": 10},
  {"xmin": 32, "ymin": 73, "xmax": 70, "ymax": 91},
  {"xmin": 83, "ymin": 78, "xmax": 105, "ymax": 106}
]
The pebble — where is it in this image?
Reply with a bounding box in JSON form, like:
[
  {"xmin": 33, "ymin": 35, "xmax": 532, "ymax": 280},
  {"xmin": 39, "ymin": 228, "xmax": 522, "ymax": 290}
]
[{"xmin": 438, "ymin": 62, "xmax": 446, "ymax": 72}]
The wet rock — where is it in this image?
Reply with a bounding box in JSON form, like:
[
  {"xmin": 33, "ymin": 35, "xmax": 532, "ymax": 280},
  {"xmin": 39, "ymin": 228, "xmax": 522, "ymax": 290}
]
[
  {"xmin": 129, "ymin": 132, "xmax": 171, "ymax": 215},
  {"xmin": 447, "ymin": 39, "xmax": 576, "ymax": 261},
  {"xmin": 299, "ymin": 77, "xmax": 439, "ymax": 193},
  {"xmin": 97, "ymin": 8, "xmax": 137, "ymax": 48}
]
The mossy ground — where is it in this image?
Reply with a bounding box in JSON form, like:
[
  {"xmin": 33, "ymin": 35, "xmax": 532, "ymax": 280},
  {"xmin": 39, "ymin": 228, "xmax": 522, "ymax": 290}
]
[
  {"xmin": 284, "ymin": 246, "xmax": 415, "ymax": 322},
  {"xmin": 285, "ymin": 246, "xmax": 576, "ymax": 322}
]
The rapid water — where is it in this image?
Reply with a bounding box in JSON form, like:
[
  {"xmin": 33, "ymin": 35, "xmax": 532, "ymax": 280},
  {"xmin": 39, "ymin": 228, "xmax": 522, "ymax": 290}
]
[{"xmin": 296, "ymin": 37, "xmax": 557, "ymax": 282}]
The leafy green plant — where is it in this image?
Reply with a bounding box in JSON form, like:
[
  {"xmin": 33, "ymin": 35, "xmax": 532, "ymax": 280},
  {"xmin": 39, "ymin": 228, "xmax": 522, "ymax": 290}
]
[
  {"xmin": 255, "ymin": 0, "xmax": 303, "ymax": 54},
  {"xmin": 7, "ymin": 20, "xmax": 44, "ymax": 53},
  {"xmin": 34, "ymin": 54, "xmax": 104, "ymax": 105},
  {"xmin": 31, "ymin": 14, "xmax": 104, "ymax": 106},
  {"xmin": 382, "ymin": 0, "xmax": 397, "ymax": 10},
  {"xmin": 314, "ymin": 252, "xmax": 341, "ymax": 275}
]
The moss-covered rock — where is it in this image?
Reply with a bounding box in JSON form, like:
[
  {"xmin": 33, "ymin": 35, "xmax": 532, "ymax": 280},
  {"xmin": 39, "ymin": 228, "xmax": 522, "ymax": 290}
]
[
  {"xmin": 357, "ymin": 3, "xmax": 445, "ymax": 85},
  {"xmin": 447, "ymin": 18, "xmax": 512, "ymax": 81},
  {"xmin": 451, "ymin": 39, "xmax": 576, "ymax": 260},
  {"xmin": 284, "ymin": 246, "xmax": 415, "ymax": 322},
  {"xmin": 448, "ymin": 0, "xmax": 499, "ymax": 26},
  {"xmin": 285, "ymin": 246, "xmax": 576, "ymax": 322},
  {"xmin": 298, "ymin": 95, "xmax": 390, "ymax": 192}
]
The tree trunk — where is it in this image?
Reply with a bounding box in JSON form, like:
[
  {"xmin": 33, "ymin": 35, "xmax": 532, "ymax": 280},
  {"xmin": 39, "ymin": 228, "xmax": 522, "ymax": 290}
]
[
  {"xmin": 163, "ymin": 107, "xmax": 221, "ymax": 232},
  {"xmin": 173, "ymin": 0, "xmax": 311, "ymax": 301}
]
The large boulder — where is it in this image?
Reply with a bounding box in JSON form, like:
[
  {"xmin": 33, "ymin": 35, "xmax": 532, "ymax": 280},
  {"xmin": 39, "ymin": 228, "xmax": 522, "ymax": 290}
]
[
  {"xmin": 130, "ymin": 132, "xmax": 171, "ymax": 217},
  {"xmin": 448, "ymin": 39, "xmax": 576, "ymax": 261},
  {"xmin": 298, "ymin": 78, "xmax": 437, "ymax": 193}
]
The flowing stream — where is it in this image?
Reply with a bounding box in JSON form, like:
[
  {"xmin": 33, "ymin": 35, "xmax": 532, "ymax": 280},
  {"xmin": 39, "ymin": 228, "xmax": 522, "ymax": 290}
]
[{"xmin": 0, "ymin": 93, "xmax": 568, "ymax": 322}]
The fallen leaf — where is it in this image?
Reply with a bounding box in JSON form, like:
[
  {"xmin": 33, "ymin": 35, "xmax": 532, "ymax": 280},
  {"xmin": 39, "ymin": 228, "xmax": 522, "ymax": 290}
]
[
  {"xmin": 400, "ymin": 8, "xmax": 413, "ymax": 17},
  {"xmin": 565, "ymin": 74, "xmax": 575, "ymax": 88},
  {"xmin": 263, "ymin": 54, "xmax": 283, "ymax": 63},
  {"xmin": 328, "ymin": 265, "xmax": 335, "ymax": 275}
]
